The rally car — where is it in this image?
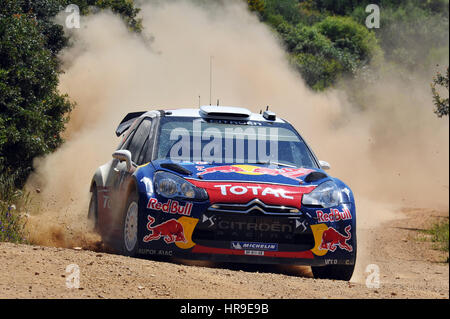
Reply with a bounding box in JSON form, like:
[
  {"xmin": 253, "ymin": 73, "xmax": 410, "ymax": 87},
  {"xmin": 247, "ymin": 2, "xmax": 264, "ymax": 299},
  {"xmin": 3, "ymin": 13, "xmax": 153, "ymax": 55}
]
[{"xmin": 88, "ymin": 105, "xmax": 357, "ymax": 281}]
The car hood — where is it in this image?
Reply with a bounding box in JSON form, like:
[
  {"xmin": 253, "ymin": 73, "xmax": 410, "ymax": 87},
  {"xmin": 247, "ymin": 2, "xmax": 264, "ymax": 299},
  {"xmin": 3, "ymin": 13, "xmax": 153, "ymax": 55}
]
[
  {"xmin": 150, "ymin": 159, "xmax": 328, "ymax": 186},
  {"xmin": 149, "ymin": 160, "xmax": 330, "ymax": 207}
]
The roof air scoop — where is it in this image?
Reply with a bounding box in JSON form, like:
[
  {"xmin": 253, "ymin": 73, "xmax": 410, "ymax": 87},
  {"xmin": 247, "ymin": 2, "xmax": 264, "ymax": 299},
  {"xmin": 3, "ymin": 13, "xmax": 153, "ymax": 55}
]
[{"xmin": 199, "ymin": 105, "xmax": 251, "ymax": 119}]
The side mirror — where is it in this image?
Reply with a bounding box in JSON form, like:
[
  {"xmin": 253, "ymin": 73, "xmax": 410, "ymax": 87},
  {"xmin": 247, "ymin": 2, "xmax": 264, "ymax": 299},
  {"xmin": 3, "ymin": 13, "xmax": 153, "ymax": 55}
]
[
  {"xmin": 113, "ymin": 150, "xmax": 132, "ymax": 172},
  {"xmin": 319, "ymin": 160, "xmax": 331, "ymax": 170}
]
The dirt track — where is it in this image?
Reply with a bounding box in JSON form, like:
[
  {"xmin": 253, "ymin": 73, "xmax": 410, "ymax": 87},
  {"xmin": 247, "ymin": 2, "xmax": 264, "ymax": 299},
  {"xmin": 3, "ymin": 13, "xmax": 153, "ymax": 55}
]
[{"xmin": 0, "ymin": 208, "xmax": 448, "ymax": 299}]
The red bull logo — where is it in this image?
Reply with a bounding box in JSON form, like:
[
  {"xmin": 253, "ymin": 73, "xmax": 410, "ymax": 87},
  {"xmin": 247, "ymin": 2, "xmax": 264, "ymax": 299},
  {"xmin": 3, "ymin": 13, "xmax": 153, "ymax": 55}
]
[
  {"xmin": 195, "ymin": 165, "xmax": 313, "ymax": 181},
  {"xmin": 316, "ymin": 208, "xmax": 352, "ymax": 223},
  {"xmin": 147, "ymin": 198, "xmax": 192, "ymax": 216},
  {"xmin": 319, "ymin": 225, "xmax": 353, "ymax": 252},
  {"xmin": 143, "ymin": 216, "xmax": 187, "ymax": 244}
]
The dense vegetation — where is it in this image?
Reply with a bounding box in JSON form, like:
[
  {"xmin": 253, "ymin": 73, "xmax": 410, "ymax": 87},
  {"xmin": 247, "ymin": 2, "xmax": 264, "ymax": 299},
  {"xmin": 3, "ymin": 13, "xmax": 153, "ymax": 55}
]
[
  {"xmin": 249, "ymin": 0, "xmax": 449, "ymax": 90},
  {"xmin": 0, "ymin": 0, "xmax": 142, "ymax": 242},
  {"xmin": 0, "ymin": 0, "xmax": 141, "ymax": 189}
]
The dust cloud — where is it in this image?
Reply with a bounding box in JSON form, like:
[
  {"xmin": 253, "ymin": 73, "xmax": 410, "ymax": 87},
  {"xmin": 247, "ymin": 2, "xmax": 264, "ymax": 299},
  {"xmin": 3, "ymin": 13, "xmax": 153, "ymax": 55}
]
[{"xmin": 25, "ymin": 0, "xmax": 448, "ymax": 281}]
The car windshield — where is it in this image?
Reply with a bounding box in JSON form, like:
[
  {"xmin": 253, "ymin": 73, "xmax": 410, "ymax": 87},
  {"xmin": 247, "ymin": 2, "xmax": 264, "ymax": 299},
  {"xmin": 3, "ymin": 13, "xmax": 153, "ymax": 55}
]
[{"xmin": 156, "ymin": 116, "xmax": 318, "ymax": 168}]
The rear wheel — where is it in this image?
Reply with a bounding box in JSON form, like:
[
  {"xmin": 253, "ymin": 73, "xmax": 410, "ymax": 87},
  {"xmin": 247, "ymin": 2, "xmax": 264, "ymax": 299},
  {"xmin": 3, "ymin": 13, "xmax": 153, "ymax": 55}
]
[
  {"xmin": 311, "ymin": 263, "xmax": 355, "ymax": 281},
  {"xmin": 87, "ymin": 188, "xmax": 98, "ymax": 231}
]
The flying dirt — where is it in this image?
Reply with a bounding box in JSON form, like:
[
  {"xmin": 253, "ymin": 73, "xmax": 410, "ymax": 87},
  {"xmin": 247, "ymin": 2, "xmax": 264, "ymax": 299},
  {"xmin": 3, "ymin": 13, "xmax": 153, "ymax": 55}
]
[{"xmin": 18, "ymin": 0, "xmax": 448, "ymax": 296}]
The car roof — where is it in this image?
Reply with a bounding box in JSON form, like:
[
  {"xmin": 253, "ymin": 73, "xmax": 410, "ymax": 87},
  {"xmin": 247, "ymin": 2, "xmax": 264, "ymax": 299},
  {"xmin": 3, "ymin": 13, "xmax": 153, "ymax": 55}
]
[{"xmin": 143, "ymin": 106, "xmax": 286, "ymax": 123}]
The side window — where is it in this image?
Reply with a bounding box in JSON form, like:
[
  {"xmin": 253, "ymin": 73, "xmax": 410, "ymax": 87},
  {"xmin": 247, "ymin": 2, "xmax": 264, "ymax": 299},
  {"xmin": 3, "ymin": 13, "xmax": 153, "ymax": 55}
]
[
  {"xmin": 137, "ymin": 137, "xmax": 150, "ymax": 165},
  {"xmin": 124, "ymin": 118, "xmax": 152, "ymax": 164},
  {"xmin": 120, "ymin": 129, "xmax": 135, "ymax": 150}
]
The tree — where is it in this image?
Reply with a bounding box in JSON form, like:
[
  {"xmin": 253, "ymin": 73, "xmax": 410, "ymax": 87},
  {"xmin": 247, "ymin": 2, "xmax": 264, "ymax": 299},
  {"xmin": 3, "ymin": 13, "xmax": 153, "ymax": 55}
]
[
  {"xmin": 0, "ymin": 12, "xmax": 73, "ymax": 187},
  {"xmin": 248, "ymin": 0, "xmax": 265, "ymax": 16},
  {"xmin": 264, "ymin": 0, "xmax": 302, "ymax": 24},
  {"xmin": 431, "ymin": 67, "xmax": 449, "ymax": 117},
  {"xmin": 0, "ymin": 0, "xmax": 143, "ymax": 187}
]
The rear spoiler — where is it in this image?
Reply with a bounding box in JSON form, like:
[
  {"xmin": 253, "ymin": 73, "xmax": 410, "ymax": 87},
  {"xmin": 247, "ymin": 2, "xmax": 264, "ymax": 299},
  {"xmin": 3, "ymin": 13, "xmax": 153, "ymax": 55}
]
[{"xmin": 115, "ymin": 111, "xmax": 146, "ymax": 137}]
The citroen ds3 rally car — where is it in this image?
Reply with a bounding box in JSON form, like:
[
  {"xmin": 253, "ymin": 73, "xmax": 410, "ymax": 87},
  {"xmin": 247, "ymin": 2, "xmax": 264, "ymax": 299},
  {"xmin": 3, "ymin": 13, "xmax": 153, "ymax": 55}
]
[{"xmin": 88, "ymin": 106, "xmax": 357, "ymax": 281}]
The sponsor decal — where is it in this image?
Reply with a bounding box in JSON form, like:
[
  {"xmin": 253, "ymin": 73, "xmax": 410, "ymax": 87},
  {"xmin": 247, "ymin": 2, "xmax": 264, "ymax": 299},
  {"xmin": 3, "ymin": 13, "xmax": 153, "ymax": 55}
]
[
  {"xmin": 218, "ymin": 220, "xmax": 293, "ymax": 233},
  {"xmin": 231, "ymin": 241, "xmax": 278, "ymax": 251},
  {"xmin": 324, "ymin": 259, "xmax": 338, "ymax": 265},
  {"xmin": 140, "ymin": 176, "xmax": 153, "ymax": 196},
  {"xmin": 102, "ymin": 194, "xmax": 111, "ymax": 209},
  {"xmin": 202, "ymin": 214, "xmax": 216, "ymax": 228},
  {"xmin": 316, "ymin": 208, "xmax": 352, "ymax": 223},
  {"xmin": 244, "ymin": 250, "xmax": 264, "ymax": 256},
  {"xmin": 294, "ymin": 219, "xmax": 307, "ymax": 232},
  {"xmin": 143, "ymin": 216, "xmax": 187, "ymax": 244},
  {"xmin": 138, "ymin": 248, "xmax": 173, "ymax": 256},
  {"xmin": 319, "ymin": 225, "xmax": 353, "ymax": 252},
  {"xmin": 195, "ymin": 164, "xmax": 313, "ymax": 181},
  {"xmin": 214, "ymin": 184, "xmax": 294, "ymax": 199},
  {"xmin": 147, "ymin": 198, "xmax": 192, "ymax": 216},
  {"xmin": 188, "ymin": 180, "xmax": 315, "ymax": 206}
]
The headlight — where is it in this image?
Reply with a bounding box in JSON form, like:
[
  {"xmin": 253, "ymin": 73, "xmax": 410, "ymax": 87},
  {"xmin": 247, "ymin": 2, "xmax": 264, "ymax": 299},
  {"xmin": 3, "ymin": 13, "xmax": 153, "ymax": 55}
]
[
  {"xmin": 302, "ymin": 181, "xmax": 342, "ymax": 208},
  {"xmin": 154, "ymin": 171, "xmax": 208, "ymax": 200}
]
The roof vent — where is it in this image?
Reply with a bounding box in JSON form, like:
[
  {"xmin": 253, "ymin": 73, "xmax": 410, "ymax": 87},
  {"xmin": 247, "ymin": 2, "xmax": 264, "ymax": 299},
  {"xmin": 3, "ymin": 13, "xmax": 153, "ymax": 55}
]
[{"xmin": 199, "ymin": 105, "xmax": 251, "ymax": 119}]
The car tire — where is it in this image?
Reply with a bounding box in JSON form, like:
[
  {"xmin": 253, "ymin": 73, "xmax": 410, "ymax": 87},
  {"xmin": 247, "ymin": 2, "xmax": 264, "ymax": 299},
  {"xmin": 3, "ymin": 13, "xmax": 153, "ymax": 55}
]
[
  {"xmin": 87, "ymin": 188, "xmax": 99, "ymax": 231},
  {"xmin": 119, "ymin": 191, "xmax": 139, "ymax": 257},
  {"xmin": 311, "ymin": 263, "xmax": 355, "ymax": 281}
]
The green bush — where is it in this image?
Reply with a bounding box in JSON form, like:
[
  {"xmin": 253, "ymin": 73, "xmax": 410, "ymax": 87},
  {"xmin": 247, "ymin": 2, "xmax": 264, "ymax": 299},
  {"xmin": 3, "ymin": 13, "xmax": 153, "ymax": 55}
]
[
  {"xmin": 292, "ymin": 53, "xmax": 344, "ymax": 90},
  {"xmin": 431, "ymin": 66, "xmax": 449, "ymax": 117},
  {"xmin": 0, "ymin": 174, "xmax": 28, "ymax": 243},
  {"xmin": 315, "ymin": 16, "xmax": 381, "ymax": 64},
  {"xmin": 422, "ymin": 220, "xmax": 449, "ymax": 255}
]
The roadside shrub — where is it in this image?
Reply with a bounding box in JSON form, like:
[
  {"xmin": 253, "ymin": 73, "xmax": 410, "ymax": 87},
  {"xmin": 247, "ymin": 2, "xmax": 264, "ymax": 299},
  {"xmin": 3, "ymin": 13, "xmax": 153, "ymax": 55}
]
[
  {"xmin": 431, "ymin": 66, "xmax": 449, "ymax": 117},
  {"xmin": 422, "ymin": 220, "xmax": 449, "ymax": 255},
  {"xmin": 0, "ymin": 174, "xmax": 28, "ymax": 243}
]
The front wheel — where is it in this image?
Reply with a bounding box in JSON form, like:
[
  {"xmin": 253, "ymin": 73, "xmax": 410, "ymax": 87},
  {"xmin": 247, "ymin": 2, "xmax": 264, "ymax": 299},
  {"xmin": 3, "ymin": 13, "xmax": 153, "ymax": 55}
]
[
  {"xmin": 119, "ymin": 192, "xmax": 139, "ymax": 257},
  {"xmin": 311, "ymin": 263, "xmax": 355, "ymax": 281}
]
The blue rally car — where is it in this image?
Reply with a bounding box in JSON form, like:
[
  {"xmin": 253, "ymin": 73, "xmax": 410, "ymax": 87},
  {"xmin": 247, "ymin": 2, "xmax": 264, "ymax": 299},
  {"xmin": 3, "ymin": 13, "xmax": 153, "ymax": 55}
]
[{"xmin": 88, "ymin": 106, "xmax": 357, "ymax": 281}]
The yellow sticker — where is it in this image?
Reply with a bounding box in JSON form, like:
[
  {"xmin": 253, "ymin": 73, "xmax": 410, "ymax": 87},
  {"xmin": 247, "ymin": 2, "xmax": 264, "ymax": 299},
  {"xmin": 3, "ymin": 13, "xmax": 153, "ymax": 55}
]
[
  {"xmin": 231, "ymin": 165, "xmax": 265, "ymax": 175},
  {"xmin": 310, "ymin": 223, "xmax": 329, "ymax": 256},
  {"xmin": 175, "ymin": 216, "xmax": 199, "ymax": 249}
]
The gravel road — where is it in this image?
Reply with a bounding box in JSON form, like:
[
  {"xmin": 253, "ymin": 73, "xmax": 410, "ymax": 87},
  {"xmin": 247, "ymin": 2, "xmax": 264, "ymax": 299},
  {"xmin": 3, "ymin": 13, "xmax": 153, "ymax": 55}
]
[{"xmin": 1, "ymin": 208, "xmax": 447, "ymax": 299}]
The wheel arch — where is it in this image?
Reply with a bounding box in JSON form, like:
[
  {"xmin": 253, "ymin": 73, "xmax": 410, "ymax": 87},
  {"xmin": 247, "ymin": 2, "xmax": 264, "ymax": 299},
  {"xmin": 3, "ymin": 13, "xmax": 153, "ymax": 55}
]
[{"xmin": 90, "ymin": 162, "xmax": 113, "ymax": 192}]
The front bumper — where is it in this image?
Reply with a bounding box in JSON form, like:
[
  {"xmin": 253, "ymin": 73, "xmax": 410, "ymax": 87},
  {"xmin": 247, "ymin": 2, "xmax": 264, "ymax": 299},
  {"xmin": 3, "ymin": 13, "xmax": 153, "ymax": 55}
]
[{"xmin": 137, "ymin": 193, "xmax": 356, "ymax": 266}]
